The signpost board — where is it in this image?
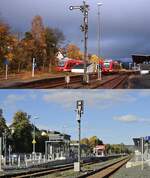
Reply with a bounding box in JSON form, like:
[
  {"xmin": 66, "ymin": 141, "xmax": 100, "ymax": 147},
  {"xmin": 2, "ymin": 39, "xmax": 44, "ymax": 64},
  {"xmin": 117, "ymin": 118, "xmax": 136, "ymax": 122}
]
[{"xmin": 3, "ymin": 58, "xmax": 10, "ymax": 80}]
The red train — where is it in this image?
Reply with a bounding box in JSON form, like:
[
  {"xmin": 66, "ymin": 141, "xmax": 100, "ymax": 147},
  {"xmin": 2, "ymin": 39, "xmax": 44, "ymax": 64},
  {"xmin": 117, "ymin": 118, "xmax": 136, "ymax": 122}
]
[
  {"xmin": 56, "ymin": 58, "xmax": 84, "ymax": 72},
  {"xmin": 102, "ymin": 60, "xmax": 121, "ymax": 74},
  {"xmin": 56, "ymin": 58, "xmax": 121, "ymax": 74}
]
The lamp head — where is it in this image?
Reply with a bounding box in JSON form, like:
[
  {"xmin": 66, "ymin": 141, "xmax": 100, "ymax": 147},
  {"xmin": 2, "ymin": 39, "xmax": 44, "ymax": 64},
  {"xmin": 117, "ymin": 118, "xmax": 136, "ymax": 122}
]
[
  {"xmin": 69, "ymin": 6, "xmax": 74, "ymax": 10},
  {"xmin": 97, "ymin": 2, "xmax": 103, "ymax": 6}
]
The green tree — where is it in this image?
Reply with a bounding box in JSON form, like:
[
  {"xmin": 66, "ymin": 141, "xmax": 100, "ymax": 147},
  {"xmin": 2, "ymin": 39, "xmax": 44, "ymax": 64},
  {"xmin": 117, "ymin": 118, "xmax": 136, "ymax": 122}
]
[
  {"xmin": 11, "ymin": 111, "xmax": 33, "ymax": 153},
  {"xmin": 0, "ymin": 109, "xmax": 8, "ymax": 136},
  {"xmin": 35, "ymin": 130, "xmax": 49, "ymax": 153}
]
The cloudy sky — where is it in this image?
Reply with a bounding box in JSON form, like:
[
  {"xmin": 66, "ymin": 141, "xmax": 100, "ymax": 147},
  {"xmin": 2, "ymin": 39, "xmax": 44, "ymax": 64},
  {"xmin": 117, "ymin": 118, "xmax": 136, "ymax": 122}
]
[
  {"xmin": 1, "ymin": 89, "xmax": 150, "ymax": 145},
  {"xmin": 0, "ymin": 0, "xmax": 150, "ymax": 59}
]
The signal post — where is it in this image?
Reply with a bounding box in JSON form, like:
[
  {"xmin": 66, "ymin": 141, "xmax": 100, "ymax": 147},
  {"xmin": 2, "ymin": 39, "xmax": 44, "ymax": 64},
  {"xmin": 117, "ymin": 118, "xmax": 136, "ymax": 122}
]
[{"xmin": 74, "ymin": 100, "xmax": 84, "ymax": 172}]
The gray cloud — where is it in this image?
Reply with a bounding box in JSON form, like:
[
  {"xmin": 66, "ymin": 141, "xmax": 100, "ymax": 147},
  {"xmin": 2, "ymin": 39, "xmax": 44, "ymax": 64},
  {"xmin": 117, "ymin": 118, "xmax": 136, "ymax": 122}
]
[{"xmin": 0, "ymin": 0, "xmax": 150, "ymax": 58}]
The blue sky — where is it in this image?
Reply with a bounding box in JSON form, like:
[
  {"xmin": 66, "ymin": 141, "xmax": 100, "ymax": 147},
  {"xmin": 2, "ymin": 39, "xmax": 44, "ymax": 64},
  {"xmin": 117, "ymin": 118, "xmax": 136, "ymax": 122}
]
[
  {"xmin": 0, "ymin": 0, "xmax": 150, "ymax": 59},
  {"xmin": 0, "ymin": 90, "xmax": 150, "ymax": 145}
]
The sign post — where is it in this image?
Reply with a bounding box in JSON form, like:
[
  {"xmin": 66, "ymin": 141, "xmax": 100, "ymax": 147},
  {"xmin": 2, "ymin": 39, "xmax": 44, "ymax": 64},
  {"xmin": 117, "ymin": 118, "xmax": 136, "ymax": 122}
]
[
  {"xmin": 5, "ymin": 64, "xmax": 8, "ymax": 80},
  {"xmin": 65, "ymin": 74, "xmax": 70, "ymax": 88},
  {"xmin": 32, "ymin": 58, "xmax": 36, "ymax": 77},
  {"xmin": 3, "ymin": 59, "xmax": 9, "ymax": 80}
]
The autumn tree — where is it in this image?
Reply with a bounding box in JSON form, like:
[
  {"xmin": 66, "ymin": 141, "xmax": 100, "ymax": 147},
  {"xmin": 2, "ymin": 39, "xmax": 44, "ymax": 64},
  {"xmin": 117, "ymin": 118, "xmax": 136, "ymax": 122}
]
[
  {"xmin": 31, "ymin": 15, "xmax": 47, "ymax": 70},
  {"xmin": 0, "ymin": 20, "xmax": 14, "ymax": 70},
  {"xmin": 66, "ymin": 44, "xmax": 83, "ymax": 60},
  {"xmin": 15, "ymin": 32, "xmax": 36, "ymax": 71},
  {"xmin": 89, "ymin": 136, "xmax": 103, "ymax": 150},
  {"xmin": 80, "ymin": 137, "xmax": 89, "ymax": 145},
  {"xmin": 90, "ymin": 54, "xmax": 99, "ymax": 64},
  {"xmin": 45, "ymin": 27, "xmax": 65, "ymax": 70}
]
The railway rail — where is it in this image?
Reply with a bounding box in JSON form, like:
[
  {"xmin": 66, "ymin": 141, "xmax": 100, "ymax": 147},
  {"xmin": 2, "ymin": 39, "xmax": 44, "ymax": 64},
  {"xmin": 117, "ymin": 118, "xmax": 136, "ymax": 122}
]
[
  {"xmin": 84, "ymin": 156, "xmax": 130, "ymax": 178},
  {"xmin": 0, "ymin": 156, "xmax": 130, "ymax": 178},
  {"xmin": 0, "ymin": 159, "xmax": 101, "ymax": 178},
  {"xmin": 90, "ymin": 74, "xmax": 129, "ymax": 89},
  {"xmin": 0, "ymin": 71, "xmax": 135, "ymax": 89}
]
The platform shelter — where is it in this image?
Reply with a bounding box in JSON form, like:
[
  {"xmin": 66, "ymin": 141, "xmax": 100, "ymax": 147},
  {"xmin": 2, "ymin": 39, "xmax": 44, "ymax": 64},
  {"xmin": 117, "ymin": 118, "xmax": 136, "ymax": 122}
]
[
  {"xmin": 132, "ymin": 54, "xmax": 150, "ymax": 64},
  {"xmin": 45, "ymin": 131, "xmax": 70, "ymax": 160}
]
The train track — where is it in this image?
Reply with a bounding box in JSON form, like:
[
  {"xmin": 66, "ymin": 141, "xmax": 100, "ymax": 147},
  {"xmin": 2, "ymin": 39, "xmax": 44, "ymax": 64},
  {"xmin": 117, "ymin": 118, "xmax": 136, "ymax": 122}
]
[
  {"xmin": 2, "ymin": 160, "xmax": 100, "ymax": 178},
  {"xmin": 1, "ymin": 72, "xmax": 130, "ymax": 89},
  {"xmin": 99, "ymin": 74, "xmax": 129, "ymax": 89},
  {"xmin": 2, "ymin": 156, "xmax": 130, "ymax": 178},
  {"xmin": 89, "ymin": 74, "xmax": 129, "ymax": 89},
  {"xmin": 79, "ymin": 156, "xmax": 130, "ymax": 178}
]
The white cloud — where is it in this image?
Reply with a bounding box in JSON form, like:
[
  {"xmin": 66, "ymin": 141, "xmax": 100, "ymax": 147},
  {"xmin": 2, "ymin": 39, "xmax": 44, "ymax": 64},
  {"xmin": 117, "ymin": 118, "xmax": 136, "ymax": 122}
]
[
  {"xmin": 4, "ymin": 94, "xmax": 26, "ymax": 105},
  {"xmin": 42, "ymin": 90, "xmax": 136, "ymax": 109},
  {"xmin": 114, "ymin": 114, "xmax": 138, "ymax": 123},
  {"xmin": 113, "ymin": 114, "xmax": 150, "ymax": 123}
]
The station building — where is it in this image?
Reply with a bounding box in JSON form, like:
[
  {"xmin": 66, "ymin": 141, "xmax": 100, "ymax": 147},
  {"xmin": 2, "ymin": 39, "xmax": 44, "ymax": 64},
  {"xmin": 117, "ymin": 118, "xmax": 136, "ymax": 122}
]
[
  {"xmin": 45, "ymin": 131, "xmax": 71, "ymax": 160},
  {"xmin": 132, "ymin": 54, "xmax": 150, "ymax": 65},
  {"xmin": 44, "ymin": 131, "xmax": 91, "ymax": 160},
  {"xmin": 93, "ymin": 145, "xmax": 105, "ymax": 157}
]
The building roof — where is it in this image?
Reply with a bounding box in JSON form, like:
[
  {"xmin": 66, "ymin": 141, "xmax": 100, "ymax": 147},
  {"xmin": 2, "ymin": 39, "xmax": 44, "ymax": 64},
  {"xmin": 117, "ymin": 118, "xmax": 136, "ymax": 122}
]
[{"xmin": 132, "ymin": 54, "xmax": 150, "ymax": 64}]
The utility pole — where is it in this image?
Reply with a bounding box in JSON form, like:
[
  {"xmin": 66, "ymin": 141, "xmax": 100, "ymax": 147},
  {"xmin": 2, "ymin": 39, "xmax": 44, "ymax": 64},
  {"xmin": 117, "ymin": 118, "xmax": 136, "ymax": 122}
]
[
  {"xmin": 97, "ymin": 3, "xmax": 103, "ymax": 80},
  {"xmin": 69, "ymin": 1, "xmax": 89, "ymax": 84},
  {"xmin": 0, "ymin": 137, "xmax": 3, "ymax": 172},
  {"xmin": 2, "ymin": 129, "xmax": 7, "ymax": 166},
  {"xmin": 32, "ymin": 117, "xmax": 38, "ymax": 164},
  {"xmin": 141, "ymin": 137, "xmax": 144, "ymax": 170},
  {"xmin": 74, "ymin": 100, "xmax": 84, "ymax": 172}
]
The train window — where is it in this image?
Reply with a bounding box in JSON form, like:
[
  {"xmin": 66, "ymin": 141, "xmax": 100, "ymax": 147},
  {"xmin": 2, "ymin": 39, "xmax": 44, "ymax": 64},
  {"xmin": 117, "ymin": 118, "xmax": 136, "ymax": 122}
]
[
  {"xmin": 66, "ymin": 63, "xmax": 71, "ymax": 68},
  {"xmin": 104, "ymin": 63, "xmax": 110, "ymax": 68},
  {"xmin": 58, "ymin": 61, "xmax": 65, "ymax": 67}
]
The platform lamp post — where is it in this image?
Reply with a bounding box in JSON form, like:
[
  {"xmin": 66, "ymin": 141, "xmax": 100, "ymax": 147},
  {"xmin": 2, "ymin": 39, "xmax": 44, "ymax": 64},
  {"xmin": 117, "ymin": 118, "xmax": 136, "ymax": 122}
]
[
  {"xmin": 75, "ymin": 100, "xmax": 84, "ymax": 172},
  {"xmin": 2, "ymin": 129, "xmax": 7, "ymax": 166},
  {"xmin": 32, "ymin": 117, "xmax": 39, "ymax": 164},
  {"xmin": 0, "ymin": 137, "xmax": 3, "ymax": 172},
  {"xmin": 69, "ymin": 1, "xmax": 89, "ymax": 84},
  {"xmin": 141, "ymin": 137, "xmax": 144, "ymax": 170},
  {"xmin": 97, "ymin": 2, "xmax": 103, "ymax": 80}
]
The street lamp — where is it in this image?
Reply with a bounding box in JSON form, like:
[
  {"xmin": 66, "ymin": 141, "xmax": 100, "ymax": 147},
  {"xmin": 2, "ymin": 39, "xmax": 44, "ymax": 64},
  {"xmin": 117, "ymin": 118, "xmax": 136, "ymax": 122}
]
[
  {"xmin": 97, "ymin": 2, "xmax": 103, "ymax": 80},
  {"xmin": 32, "ymin": 117, "xmax": 39, "ymax": 163},
  {"xmin": 0, "ymin": 137, "xmax": 3, "ymax": 172},
  {"xmin": 69, "ymin": 1, "xmax": 89, "ymax": 84},
  {"xmin": 74, "ymin": 100, "xmax": 84, "ymax": 172},
  {"xmin": 2, "ymin": 129, "xmax": 7, "ymax": 166}
]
